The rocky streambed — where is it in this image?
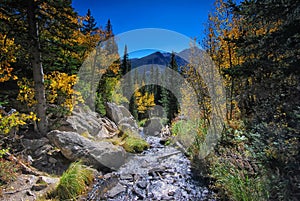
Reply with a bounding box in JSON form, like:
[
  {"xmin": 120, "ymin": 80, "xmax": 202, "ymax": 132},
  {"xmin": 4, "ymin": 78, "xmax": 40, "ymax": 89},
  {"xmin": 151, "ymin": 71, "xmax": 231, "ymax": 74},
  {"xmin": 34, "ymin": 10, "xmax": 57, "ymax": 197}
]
[{"xmin": 87, "ymin": 136, "xmax": 215, "ymax": 201}]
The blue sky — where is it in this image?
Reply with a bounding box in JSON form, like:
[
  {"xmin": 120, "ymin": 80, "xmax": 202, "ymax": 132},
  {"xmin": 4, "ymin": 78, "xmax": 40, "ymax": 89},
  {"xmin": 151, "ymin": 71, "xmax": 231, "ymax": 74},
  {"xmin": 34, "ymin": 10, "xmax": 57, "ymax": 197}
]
[{"xmin": 72, "ymin": 0, "xmax": 216, "ymax": 57}]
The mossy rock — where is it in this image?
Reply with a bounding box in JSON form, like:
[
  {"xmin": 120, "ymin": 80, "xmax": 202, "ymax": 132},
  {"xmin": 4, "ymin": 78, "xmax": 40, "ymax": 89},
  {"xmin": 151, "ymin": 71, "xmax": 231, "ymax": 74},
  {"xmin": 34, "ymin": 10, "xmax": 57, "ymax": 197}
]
[{"xmin": 122, "ymin": 136, "xmax": 149, "ymax": 153}]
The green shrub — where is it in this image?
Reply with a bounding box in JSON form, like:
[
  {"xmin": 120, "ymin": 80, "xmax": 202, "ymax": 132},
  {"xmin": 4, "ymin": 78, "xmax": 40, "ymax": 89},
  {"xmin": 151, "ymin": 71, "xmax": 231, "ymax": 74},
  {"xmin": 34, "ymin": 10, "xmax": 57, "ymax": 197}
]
[{"xmin": 53, "ymin": 161, "xmax": 94, "ymax": 200}]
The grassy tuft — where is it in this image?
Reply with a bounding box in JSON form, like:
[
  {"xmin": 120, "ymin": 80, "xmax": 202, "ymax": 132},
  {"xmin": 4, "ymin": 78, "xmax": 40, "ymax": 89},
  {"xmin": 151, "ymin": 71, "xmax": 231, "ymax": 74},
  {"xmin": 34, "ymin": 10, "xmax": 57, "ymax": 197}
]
[{"xmin": 49, "ymin": 161, "xmax": 94, "ymax": 200}]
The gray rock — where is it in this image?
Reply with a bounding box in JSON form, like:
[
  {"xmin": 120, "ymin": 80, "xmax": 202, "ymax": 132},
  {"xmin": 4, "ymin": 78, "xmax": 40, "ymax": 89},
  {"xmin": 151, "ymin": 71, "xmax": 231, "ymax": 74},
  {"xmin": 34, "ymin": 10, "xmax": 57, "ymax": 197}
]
[
  {"xmin": 22, "ymin": 138, "xmax": 49, "ymax": 151},
  {"xmin": 118, "ymin": 117, "xmax": 138, "ymax": 130},
  {"xmin": 39, "ymin": 176, "xmax": 59, "ymax": 185},
  {"xmin": 106, "ymin": 102, "xmax": 124, "ymax": 124},
  {"xmin": 47, "ymin": 130, "xmax": 127, "ymax": 170},
  {"xmin": 133, "ymin": 185, "xmax": 146, "ymax": 199},
  {"xmin": 106, "ymin": 102, "xmax": 139, "ymax": 133},
  {"xmin": 58, "ymin": 106, "xmax": 118, "ymax": 140},
  {"xmin": 108, "ymin": 183, "xmax": 126, "ymax": 198},
  {"xmin": 118, "ymin": 123, "xmax": 139, "ymax": 136},
  {"xmin": 143, "ymin": 117, "xmax": 163, "ymax": 136},
  {"xmin": 119, "ymin": 105, "xmax": 133, "ymax": 119},
  {"xmin": 33, "ymin": 144, "xmax": 53, "ymax": 157},
  {"xmin": 120, "ymin": 174, "xmax": 133, "ymax": 181},
  {"xmin": 48, "ymin": 157, "xmax": 57, "ymax": 164},
  {"xmin": 137, "ymin": 181, "xmax": 147, "ymax": 189}
]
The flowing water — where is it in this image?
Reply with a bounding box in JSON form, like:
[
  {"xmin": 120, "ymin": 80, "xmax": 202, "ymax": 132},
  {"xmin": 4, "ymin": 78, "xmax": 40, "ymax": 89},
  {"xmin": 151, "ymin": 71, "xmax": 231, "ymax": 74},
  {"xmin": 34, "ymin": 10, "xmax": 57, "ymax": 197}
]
[{"xmin": 87, "ymin": 136, "xmax": 215, "ymax": 201}]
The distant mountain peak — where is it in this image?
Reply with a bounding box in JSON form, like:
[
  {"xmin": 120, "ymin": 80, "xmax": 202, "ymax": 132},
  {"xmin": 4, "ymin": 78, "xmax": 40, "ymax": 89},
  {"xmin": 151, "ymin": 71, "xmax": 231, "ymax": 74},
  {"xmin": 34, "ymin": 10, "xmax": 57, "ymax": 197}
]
[{"xmin": 130, "ymin": 51, "xmax": 188, "ymax": 68}]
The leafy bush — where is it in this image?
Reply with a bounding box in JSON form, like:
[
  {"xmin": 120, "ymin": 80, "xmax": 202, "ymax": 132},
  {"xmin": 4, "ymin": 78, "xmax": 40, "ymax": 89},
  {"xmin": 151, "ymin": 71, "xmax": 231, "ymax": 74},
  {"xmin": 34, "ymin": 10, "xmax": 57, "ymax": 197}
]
[
  {"xmin": 17, "ymin": 71, "xmax": 84, "ymax": 116},
  {"xmin": 0, "ymin": 112, "xmax": 37, "ymax": 135}
]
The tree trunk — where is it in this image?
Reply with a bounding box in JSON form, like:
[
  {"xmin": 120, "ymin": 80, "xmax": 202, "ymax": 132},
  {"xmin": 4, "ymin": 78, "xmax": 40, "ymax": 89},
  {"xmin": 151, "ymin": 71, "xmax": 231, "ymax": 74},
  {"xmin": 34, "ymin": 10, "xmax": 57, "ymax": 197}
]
[{"xmin": 27, "ymin": 0, "xmax": 48, "ymax": 136}]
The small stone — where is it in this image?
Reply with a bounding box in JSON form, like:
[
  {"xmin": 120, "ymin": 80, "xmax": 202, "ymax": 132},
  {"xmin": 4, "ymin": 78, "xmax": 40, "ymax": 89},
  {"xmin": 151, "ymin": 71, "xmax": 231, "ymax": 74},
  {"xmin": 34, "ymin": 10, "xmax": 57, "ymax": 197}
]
[
  {"xmin": 133, "ymin": 174, "xmax": 141, "ymax": 181},
  {"xmin": 161, "ymin": 195, "xmax": 173, "ymax": 200},
  {"xmin": 31, "ymin": 183, "xmax": 47, "ymax": 191},
  {"xmin": 103, "ymin": 173, "xmax": 113, "ymax": 179},
  {"xmin": 120, "ymin": 174, "xmax": 133, "ymax": 181},
  {"xmin": 26, "ymin": 190, "xmax": 35, "ymax": 196},
  {"xmin": 137, "ymin": 181, "xmax": 147, "ymax": 189},
  {"xmin": 168, "ymin": 191, "xmax": 175, "ymax": 196},
  {"xmin": 49, "ymin": 157, "xmax": 57, "ymax": 164},
  {"xmin": 133, "ymin": 186, "xmax": 145, "ymax": 199},
  {"xmin": 108, "ymin": 183, "xmax": 126, "ymax": 198}
]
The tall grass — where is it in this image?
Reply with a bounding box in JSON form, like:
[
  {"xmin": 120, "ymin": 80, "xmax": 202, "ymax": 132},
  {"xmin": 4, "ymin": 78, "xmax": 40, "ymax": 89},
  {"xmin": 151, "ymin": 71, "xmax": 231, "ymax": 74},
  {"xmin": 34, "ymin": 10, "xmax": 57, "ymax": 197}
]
[
  {"xmin": 210, "ymin": 156, "xmax": 269, "ymax": 201},
  {"xmin": 54, "ymin": 161, "xmax": 94, "ymax": 200}
]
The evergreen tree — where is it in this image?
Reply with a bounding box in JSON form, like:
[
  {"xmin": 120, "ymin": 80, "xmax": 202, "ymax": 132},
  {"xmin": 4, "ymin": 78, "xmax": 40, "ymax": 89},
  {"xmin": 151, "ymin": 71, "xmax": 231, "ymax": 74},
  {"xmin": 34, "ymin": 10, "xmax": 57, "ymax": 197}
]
[
  {"xmin": 160, "ymin": 52, "xmax": 179, "ymax": 122},
  {"xmin": 82, "ymin": 9, "xmax": 98, "ymax": 35},
  {"xmin": 121, "ymin": 45, "xmax": 131, "ymax": 75}
]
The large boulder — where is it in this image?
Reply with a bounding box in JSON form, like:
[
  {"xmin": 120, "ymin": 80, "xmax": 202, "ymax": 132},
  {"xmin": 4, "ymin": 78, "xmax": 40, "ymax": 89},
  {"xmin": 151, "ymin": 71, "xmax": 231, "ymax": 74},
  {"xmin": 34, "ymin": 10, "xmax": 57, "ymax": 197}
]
[
  {"xmin": 143, "ymin": 117, "xmax": 163, "ymax": 136},
  {"xmin": 47, "ymin": 130, "xmax": 127, "ymax": 171},
  {"xmin": 106, "ymin": 102, "xmax": 124, "ymax": 124},
  {"xmin": 106, "ymin": 102, "xmax": 139, "ymax": 134},
  {"xmin": 58, "ymin": 106, "xmax": 118, "ymax": 140}
]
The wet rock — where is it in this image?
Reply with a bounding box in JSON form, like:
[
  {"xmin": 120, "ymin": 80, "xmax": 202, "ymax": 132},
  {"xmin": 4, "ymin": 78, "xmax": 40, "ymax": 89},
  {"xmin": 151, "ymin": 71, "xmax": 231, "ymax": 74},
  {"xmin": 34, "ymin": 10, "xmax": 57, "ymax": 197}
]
[
  {"xmin": 31, "ymin": 183, "xmax": 47, "ymax": 191},
  {"xmin": 26, "ymin": 190, "xmax": 34, "ymax": 196},
  {"xmin": 47, "ymin": 130, "xmax": 127, "ymax": 170},
  {"xmin": 168, "ymin": 191, "xmax": 175, "ymax": 196}
]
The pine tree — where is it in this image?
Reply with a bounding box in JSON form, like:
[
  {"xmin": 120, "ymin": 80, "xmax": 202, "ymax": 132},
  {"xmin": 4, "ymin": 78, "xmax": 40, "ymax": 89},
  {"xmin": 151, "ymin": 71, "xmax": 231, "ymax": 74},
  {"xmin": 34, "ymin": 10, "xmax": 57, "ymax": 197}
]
[
  {"xmin": 121, "ymin": 45, "xmax": 131, "ymax": 75},
  {"xmin": 160, "ymin": 52, "xmax": 179, "ymax": 122},
  {"xmin": 82, "ymin": 9, "xmax": 98, "ymax": 35}
]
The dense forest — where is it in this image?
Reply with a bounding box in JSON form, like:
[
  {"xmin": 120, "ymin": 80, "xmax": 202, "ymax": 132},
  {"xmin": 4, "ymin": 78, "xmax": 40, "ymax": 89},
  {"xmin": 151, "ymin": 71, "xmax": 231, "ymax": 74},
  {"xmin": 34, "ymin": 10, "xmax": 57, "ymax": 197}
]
[{"xmin": 0, "ymin": 0, "xmax": 299, "ymax": 200}]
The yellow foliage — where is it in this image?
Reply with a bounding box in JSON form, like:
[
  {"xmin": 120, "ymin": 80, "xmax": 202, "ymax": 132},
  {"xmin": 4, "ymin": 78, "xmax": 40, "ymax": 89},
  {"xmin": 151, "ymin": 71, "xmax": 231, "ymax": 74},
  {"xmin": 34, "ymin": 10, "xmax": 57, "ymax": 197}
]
[
  {"xmin": 17, "ymin": 78, "xmax": 37, "ymax": 107},
  {"xmin": 45, "ymin": 71, "xmax": 83, "ymax": 112},
  {"xmin": 0, "ymin": 112, "xmax": 37, "ymax": 135},
  {"xmin": 0, "ymin": 33, "xmax": 19, "ymax": 82},
  {"xmin": 17, "ymin": 71, "xmax": 84, "ymax": 113},
  {"xmin": 134, "ymin": 83, "xmax": 155, "ymax": 114}
]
